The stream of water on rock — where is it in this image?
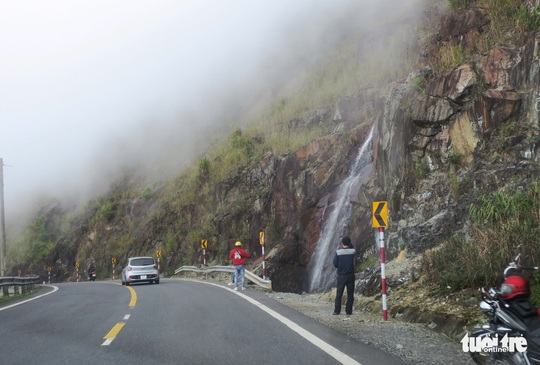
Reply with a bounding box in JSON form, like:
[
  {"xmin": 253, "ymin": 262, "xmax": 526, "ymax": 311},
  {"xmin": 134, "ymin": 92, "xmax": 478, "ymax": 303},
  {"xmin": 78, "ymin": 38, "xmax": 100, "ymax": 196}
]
[{"xmin": 308, "ymin": 126, "xmax": 374, "ymax": 292}]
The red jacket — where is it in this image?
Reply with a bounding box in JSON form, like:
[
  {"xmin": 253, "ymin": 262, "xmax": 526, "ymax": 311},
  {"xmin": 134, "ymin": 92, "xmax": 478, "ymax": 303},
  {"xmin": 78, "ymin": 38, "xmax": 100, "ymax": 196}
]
[{"xmin": 230, "ymin": 247, "xmax": 250, "ymax": 265}]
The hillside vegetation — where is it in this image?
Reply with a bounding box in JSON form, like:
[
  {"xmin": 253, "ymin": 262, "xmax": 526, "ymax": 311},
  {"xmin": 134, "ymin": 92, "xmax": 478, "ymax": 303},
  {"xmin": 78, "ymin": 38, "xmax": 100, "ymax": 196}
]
[
  {"xmin": 6, "ymin": 1, "xmax": 423, "ymax": 279},
  {"xmin": 7, "ymin": 1, "xmax": 540, "ymax": 321},
  {"xmin": 418, "ymin": 0, "xmax": 540, "ymax": 306}
]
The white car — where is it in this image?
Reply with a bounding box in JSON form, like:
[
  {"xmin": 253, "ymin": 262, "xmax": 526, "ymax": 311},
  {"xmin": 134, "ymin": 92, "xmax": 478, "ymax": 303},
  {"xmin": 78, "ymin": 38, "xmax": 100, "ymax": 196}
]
[{"xmin": 121, "ymin": 256, "xmax": 160, "ymax": 285}]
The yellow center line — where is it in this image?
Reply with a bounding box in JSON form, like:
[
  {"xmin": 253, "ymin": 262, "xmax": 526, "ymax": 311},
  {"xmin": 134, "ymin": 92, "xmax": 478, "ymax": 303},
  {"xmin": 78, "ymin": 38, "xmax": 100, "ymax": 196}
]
[
  {"xmin": 101, "ymin": 282, "xmax": 138, "ymax": 345},
  {"xmin": 108, "ymin": 282, "xmax": 138, "ymax": 307},
  {"xmin": 126, "ymin": 285, "xmax": 137, "ymax": 307},
  {"xmin": 103, "ymin": 322, "xmax": 126, "ymax": 339}
]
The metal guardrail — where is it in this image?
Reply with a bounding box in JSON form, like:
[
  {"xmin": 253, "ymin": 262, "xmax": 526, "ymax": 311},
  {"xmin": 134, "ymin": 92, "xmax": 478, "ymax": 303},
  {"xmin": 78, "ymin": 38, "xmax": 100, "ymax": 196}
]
[
  {"xmin": 174, "ymin": 265, "xmax": 272, "ymax": 291},
  {"xmin": 0, "ymin": 276, "xmax": 41, "ymax": 297}
]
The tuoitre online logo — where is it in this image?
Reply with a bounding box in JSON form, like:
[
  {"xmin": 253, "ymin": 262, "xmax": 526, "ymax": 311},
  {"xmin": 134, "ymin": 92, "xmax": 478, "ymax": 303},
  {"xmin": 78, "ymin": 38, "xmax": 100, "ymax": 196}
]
[{"xmin": 461, "ymin": 333, "xmax": 528, "ymax": 353}]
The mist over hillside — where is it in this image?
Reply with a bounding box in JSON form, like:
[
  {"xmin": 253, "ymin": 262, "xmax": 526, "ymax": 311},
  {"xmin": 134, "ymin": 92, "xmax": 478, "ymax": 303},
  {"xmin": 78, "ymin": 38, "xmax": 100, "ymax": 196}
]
[{"xmin": 1, "ymin": 0, "xmax": 428, "ymax": 236}]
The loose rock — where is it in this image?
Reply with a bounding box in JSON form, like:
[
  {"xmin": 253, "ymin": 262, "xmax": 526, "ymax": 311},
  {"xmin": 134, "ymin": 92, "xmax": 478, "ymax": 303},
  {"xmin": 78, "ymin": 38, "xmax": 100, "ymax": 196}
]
[{"xmin": 268, "ymin": 291, "xmax": 470, "ymax": 365}]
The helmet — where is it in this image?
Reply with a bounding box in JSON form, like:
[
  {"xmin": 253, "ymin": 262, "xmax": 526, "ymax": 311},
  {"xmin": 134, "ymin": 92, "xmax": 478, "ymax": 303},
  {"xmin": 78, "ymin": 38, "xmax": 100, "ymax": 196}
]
[
  {"xmin": 235, "ymin": 241, "xmax": 242, "ymax": 247},
  {"xmin": 500, "ymin": 275, "xmax": 530, "ymax": 300}
]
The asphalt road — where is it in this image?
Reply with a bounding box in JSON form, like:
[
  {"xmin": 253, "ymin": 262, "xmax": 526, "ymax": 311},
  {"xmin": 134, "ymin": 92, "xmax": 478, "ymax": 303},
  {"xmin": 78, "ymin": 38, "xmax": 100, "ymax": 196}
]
[{"xmin": 0, "ymin": 279, "xmax": 406, "ymax": 365}]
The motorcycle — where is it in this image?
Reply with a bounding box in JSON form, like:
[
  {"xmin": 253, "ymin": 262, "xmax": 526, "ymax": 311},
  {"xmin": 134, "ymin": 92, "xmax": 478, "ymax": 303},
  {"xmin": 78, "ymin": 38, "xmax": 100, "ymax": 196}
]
[
  {"xmin": 89, "ymin": 271, "xmax": 96, "ymax": 281},
  {"xmin": 468, "ymin": 247, "xmax": 540, "ymax": 364}
]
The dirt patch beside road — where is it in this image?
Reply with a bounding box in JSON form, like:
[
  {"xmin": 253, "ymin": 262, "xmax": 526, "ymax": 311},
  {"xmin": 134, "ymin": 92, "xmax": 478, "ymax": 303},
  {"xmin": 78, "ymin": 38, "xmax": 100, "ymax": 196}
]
[{"xmin": 268, "ymin": 291, "xmax": 470, "ymax": 365}]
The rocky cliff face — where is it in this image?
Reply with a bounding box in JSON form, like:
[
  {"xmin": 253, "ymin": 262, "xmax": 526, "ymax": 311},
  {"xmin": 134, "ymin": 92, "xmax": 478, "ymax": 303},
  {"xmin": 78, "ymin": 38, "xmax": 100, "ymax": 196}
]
[
  {"xmin": 213, "ymin": 103, "xmax": 378, "ymax": 293},
  {"xmin": 20, "ymin": 3, "xmax": 540, "ymax": 301},
  {"xmin": 363, "ymin": 5, "xmax": 540, "ymax": 294},
  {"xmin": 261, "ymin": 3, "xmax": 540, "ymax": 293}
]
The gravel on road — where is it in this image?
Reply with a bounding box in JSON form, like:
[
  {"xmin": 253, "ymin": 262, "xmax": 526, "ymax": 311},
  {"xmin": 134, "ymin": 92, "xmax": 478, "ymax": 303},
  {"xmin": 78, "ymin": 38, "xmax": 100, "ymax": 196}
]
[{"xmin": 267, "ymin": 291, "xmax": 471, "ymax": 365}]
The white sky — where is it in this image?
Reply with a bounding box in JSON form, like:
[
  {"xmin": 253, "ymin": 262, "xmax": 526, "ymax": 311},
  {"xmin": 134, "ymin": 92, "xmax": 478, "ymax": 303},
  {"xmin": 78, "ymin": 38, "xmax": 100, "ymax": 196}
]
[{"xmin": 0, "ymin": 0, "xmax": 423, "ymax": 227}]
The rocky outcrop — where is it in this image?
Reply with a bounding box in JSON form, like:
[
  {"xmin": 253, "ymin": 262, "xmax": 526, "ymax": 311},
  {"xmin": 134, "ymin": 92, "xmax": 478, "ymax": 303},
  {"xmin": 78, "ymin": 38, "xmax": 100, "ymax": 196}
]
[
  {"xmin": 24, "ymin": 3, "xmax": 540, "ymax": 301},
  {"xmin": 360, "ymin": 4, "xmax": 540, "ymax": 297},
  {"xmin": 261, "ymin": 3, "xmax": 540, "ymax": 289}
]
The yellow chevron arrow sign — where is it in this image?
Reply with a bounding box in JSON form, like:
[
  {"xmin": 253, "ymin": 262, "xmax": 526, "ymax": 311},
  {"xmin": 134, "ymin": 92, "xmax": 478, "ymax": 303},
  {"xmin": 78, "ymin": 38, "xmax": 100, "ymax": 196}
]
[{"xmin": 372, "ymin": 201, "xmax": 388, "ymax": 228}]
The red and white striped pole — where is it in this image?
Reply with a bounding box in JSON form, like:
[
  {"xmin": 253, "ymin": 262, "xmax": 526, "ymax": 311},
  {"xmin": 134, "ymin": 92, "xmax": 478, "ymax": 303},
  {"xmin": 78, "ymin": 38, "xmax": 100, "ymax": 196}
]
[
  {"xmin": 260, "ymin": 231, "xmax": 266, "ymax": 279},
  {"xmin": 262, "ymin": 245, "xmax": 266, "ymax": 279},
  {"xmin": 379, "ymin": 227, "xmax": 388, "ymax": 321}
]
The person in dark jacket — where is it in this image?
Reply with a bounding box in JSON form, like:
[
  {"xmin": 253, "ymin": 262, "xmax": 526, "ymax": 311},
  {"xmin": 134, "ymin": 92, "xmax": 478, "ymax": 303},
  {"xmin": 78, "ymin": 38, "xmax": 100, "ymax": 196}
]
[
  {"xmin": 332, "ymin": 236, "xmax": 356, "ymax": 315},
  {"xmin": 87, "ymin": 262, "xmax": 95, "ymax": 281}
]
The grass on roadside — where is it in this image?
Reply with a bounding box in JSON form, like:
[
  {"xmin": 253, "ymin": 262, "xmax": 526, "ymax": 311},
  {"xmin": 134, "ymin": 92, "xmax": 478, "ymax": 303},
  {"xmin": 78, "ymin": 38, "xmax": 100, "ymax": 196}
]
[{"xmin": 422, "ymin": 182, "xmax": 540, "ymax": 304}]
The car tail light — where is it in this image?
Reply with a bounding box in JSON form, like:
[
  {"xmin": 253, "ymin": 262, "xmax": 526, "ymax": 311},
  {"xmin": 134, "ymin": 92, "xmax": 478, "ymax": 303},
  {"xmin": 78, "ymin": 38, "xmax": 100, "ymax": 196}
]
[
  {"xmin": 154, "ymin": 265, "xmax": 157, "ymax": 270},
  {"xmin": 127, "ymin": 266, "xmax": 132, "ymax": 271}
]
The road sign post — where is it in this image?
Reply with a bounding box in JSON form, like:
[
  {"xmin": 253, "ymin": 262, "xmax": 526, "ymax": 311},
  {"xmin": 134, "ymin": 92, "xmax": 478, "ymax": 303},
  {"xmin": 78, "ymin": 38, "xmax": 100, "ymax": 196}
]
[
  {"xmin": 0, "ymin": 159, "xmax": 6, "ymax": 277},
  {"xmin": 76, "ymin": 262, "xmax": 80, "ymax": 282},
  {"xmin": 372, "ymin": 201, "xmax": 389, "ymax": 321},
  {"xmin": 260, "ymin": 231, "xmax": 266, "ymax": 279},
  {"xmin": 47, "ymin": 266, "xmax": 52, "ymax": 284},
  {"xmin": 201, "ymin": 240, "xmax": 208, "ymax": 280},
  {"xmin": 379, "ymin": 227, "xmax": 387, "ymax": 321},
  {"xmin": 112, "ymin": 257, "xmax": 117, "ymax": 280},
  {"xmin": 156, "ymin": 250, "xmax": 161, "ymax": 273}
]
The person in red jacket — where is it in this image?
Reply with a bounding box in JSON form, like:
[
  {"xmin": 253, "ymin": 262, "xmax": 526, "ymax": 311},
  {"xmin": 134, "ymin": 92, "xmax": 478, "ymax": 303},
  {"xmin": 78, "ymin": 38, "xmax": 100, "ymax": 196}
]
[{"xmin": 230, "ymin": 241, "xmax": 250, "ymax": 291}]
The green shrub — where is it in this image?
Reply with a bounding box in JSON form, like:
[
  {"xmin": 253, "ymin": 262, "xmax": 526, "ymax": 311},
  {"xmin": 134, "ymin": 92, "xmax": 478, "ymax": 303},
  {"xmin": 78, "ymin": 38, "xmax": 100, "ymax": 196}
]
[
  {"xmin": 108, "ymin": 235, "xmax": 133, "ymax": 261},
  {"xmin": 517, "ymin": 5, "xmax": 540, "ymax": 30},
  {"xmin": 359, "ymin": 254, "xmax": 379, "ymax": 271},
  {"xmin": 141, "ymin": 187, "xmax": 152, "ymax": 200},
  {"xmin": 432, "ymin": 44, "xmax": 468, "ymax": 73},
  {"xmin": 197, "ymin": 157, "xmax": 211, "ymax": 184},
  {"xmin": 31, "ymin": 241, "xmax": 55, "ymax": 266},
  {"xmin": 529, "ymin": 273, "xmax": 540, "ymax": 307},
  {"xmin": 482, "ymin": 0, "xmax": 540, "ymax": 45},
  {"xmin": 448, "ymin": 173, "xmax": 460, "ymax": 200},
  {"xmin": 95, "ymin": 200, "xmax": 117, "ymax": 223},
  {"xmin": 16, "ymin": 216, "xmax": 58, "ymax": 267},
  {"xmin": 423, "ymin": 182, "xmax": 540, "ymax": 290},
  {"xmin": 230, "ymin": 128, "xmax": 254, "ymax": 160},
  {"xmin": 431, "ymin": 1, "xmax": 540, "ymax": 74},
  {"xmin": 413, "ymin": 158, "xmax": 430, "ymax": 181},
  {"xmin": 412, "ymin": 75, "xmax": 427, "ymax": 95},
  {"xmin": 448, "ymin": 0, "xmax": 476, "ymax": 11},
  {"xmin": 447, "ymin": 151, "xmax": 463, "ymax": 165}
]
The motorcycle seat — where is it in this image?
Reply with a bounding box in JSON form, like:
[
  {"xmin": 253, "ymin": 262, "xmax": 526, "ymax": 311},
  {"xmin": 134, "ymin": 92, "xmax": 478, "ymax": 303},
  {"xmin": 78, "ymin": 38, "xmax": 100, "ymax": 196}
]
[{"xmin": 509, "ymin": 299, "xmax": 539, "ymax": 319}]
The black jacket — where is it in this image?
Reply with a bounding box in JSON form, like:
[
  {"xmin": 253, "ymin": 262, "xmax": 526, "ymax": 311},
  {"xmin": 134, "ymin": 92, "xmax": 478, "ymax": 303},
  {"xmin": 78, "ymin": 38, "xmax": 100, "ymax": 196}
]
[{"xmin": 333, "ymin": 247, "xmax": 356, "ymax": 276}]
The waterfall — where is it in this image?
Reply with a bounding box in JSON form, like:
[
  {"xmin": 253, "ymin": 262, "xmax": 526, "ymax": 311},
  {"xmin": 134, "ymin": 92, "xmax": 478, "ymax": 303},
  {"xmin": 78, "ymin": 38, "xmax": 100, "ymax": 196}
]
[{"xmin": 307, "ymin": 126, "xmax": 374, "ymax": 292}]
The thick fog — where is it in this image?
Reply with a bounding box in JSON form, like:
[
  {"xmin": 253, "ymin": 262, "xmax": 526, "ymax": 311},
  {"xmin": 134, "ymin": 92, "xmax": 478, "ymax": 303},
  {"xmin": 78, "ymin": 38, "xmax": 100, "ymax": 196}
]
[{"xmin": 0, "ymin": 0, "xmax": 427, "ymax": 230}]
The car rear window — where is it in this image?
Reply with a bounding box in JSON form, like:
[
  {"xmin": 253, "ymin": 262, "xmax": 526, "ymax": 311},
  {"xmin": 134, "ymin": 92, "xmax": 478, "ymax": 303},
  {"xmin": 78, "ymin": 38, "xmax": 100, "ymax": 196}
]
[{"xmin": 130, "ymin": 258, "xmax": 154, "ymax": 266}]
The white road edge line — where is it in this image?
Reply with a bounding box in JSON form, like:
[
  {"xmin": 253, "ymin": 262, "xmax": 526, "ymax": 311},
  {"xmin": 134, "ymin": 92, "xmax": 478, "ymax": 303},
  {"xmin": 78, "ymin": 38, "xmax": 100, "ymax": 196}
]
[
  {"xmin": 193, "ymin": 280, "xmax": 362, "ymax": 365},
  {"xmin": 101, "ymin": 339, "xmax": 114, "ymax": 346},
  {"xmin": 102, "ymin": 315, "xmax": 131, "ymax": 346},
  {"xmin": 0, "ymin": 285, "xmax": 59, "ymax": 311}
]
